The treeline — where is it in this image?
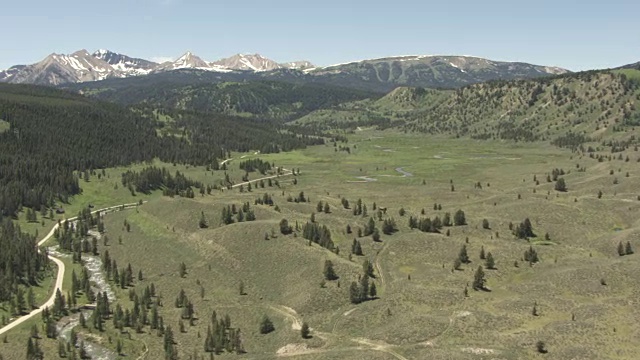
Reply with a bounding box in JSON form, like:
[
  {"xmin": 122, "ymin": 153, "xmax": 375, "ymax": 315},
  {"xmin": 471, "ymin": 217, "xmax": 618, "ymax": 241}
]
[
  {"xmin": 54, "ymin": 207, "xmax": 104, "ymax": 262},
  {"xmin": 79, "ymin": 80, "xmax": 377, "ymax": 120},
  {"xmin": 0, "ymin": 84, "xmax": 323, "ymax": 217},
  {"xmin": 0, "ymin": 219, "xmax": 48, "ymax": 302},
  {"xmin": 239, "ymin": 158, "xmax": 271, "ymax": 174},
  {"xmin": 121, "ymin": 166, "xmax": 202, "ymax": 196},
  {"xmin": 0, "ymin": 85, "xmax": 157, "ymax": 217},
  {"xmin": 301, "ymin": 222, "xmax": 335, "ymax": 250}
]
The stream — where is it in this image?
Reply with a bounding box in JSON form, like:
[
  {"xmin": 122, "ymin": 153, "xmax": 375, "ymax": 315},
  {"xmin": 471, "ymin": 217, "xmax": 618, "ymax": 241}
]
[
  {"xmin": 348, "ymin": 167, "xmax": 413, "ymax": 183},
  {"xmin": 49, "ymin": 235, "xmax": 118, "ymax": 360}
]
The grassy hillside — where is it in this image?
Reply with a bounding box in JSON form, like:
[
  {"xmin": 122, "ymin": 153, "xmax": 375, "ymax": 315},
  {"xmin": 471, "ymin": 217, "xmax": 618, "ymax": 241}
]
[
  {"xmin": 3, "ymin": 130, "xmax": 640, "ymax": 359},
  {"xmin": 296, "ymin": 69, "xmax": 640, "ymax": 145}
]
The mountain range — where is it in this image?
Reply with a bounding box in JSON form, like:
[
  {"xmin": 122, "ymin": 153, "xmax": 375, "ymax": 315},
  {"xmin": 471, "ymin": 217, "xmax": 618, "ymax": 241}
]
[
  {"xmin": 1, "ymin": 49, "xmax": 572, "ymax": 91},
  {"xmin": 0, "ymin": 50, "xmax": 315, "ymax": 86}
]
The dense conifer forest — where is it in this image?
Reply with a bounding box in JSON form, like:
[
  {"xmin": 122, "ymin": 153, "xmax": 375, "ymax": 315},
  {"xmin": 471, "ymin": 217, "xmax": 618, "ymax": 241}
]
[{"xmin": 0, "ymin": 84, "xmax": 323, "ymax": 218}]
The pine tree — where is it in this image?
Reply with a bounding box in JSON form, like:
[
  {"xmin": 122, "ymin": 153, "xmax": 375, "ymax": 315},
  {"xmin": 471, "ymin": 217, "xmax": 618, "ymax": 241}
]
[
  {"xmin": 555, "ymin": 177, "xmax": 567, "ymax": 192},
  {"xmin": 279, "ymin": 219, "xmax": 292, "ymax": 235},
  {"xmin": 453, "ymin": 258, "xmax": 462, "ymax": 270},
  {"xmin": 369, "ymin": 282, "xmax": 377, "ymax": 298},
  {"xmin": 458, "ymin": 244, "xmax": 470, "ymax": 264},
  {"xmin": 353, "ymin": 240, "xmax": 363, "ymax": 256},
  {"xmin": 363, "ymin": 260, "xmax": 374, "ymax": 278},
  {"xmin": 625, "ymin": 241, "xmax": 634, "ymax": 255},
  {"xmin": 472, "ymin": 266, "xmax": 486, "ymax": 291},
  {"xmin": 372, "ymin": 228, "xmax": 381, "ymax": 242},
  {"xmin": 443, "ymin": 212, "xmax": 451, "ymax": 226},
  {"xmin": 259, "ymin": 315, "xmax": 275, "ymax": 334},
  {"xmin": 26, "ymin": 338, "xmax": 35, "ymax": 360},
  {"xmin": 300, "ymin": 322, "xmax": 310, "ymax": 339},
  {"xmin": 454, "ymin": 209, "xmax": 466, "ymax": 225},
  {"xmin": 349, "ymin": 282, "xmax": 360, "ymax": 304},
  {"xmin": 479, "ymin": 246, "xmax": 486, "ymax": 260},
  {"xmin": 323, "ymin": 260, "xmax": 338, "ymax": 280},
  {"xmin": 485, "ymin": 252, "xmax": 495, "ymax": 270},
  {"xmin": 58, "ymin": 340, "xmax": 67, "ymax": 358},
  {"xmin": 27, "ymin": 288, "xmax": 35, "ymax": 310},
  {"xmin": 618, "ymin": 242, "xmax": 625, "ymax": 256},
  {"xmin": 536, "ymin": 340, "xmax": 547, "ymax": 353}
]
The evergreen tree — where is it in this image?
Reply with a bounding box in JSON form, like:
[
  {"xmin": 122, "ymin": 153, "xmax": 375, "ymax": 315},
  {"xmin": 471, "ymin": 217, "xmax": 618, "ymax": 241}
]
[
  {"xmin": 454, "ymin": 210, "xmax": 466, "ymax": 226},
  {"xmin": 443, "ymin": 212, "xmax": 451, "ymax": 226},
  {"xmin": 618, "ymin": 241, "xmax": 625, "ymax": 256},
  {"xmin": 199, "ymin": 211, "xmax": 208, "ymax": 228},
  {"xmin": 349, "ymin": 282, "xmax": 360, "ymax": 304},
  {"xmin": 259, "ymin": 315, "xmax": 275, "ymax": 334},
  {"xmin": 279, "ymin": 219, "xmax": 292, "ymax": 235},
  {"xmin": 453, "ymin": 258, "xmax": 462, "ymax": 270},
  {"xmin": 372, "ymin": 228, "xmax": 381, "ymax": 242},
  {"xmin": 472, "ymin": 266, "xmax": 486, "ymax": 291},
  {"xmin": 369, "ymin": 282, "xmax": 377, "ymax": 298},
  {"xmin": 363, "ymin": 260, "xmax": 374, "ymax": 278},
  {"xmin": 364, "ymin": 217, "xmax": 375, "ymax": 236},
  {"xmin": 536, "ymin": 340, "xmax": 547, "ymax": 353},
  {"xmin": 323, "ymin": 260, "xmax": 338, "ymax": 280},
  {"xmin": 300, "ymin": 322, "xmax": 310, "ymax": 339},
  {"xmin": 458, "ymin": 244, "xmax": 470, "ymax": 264},
  {"xmin": 485, "ymin": 252, "xmax": 495, "ymax": 269},
  {"xmin": 555, "ymin": 177, "xmax": 567, "ymax": 192},
  {"xmin": 354, "ymin": 240, "xmax": 363, "ymax": 255},
  {"xmin": 479, "ymin": 246, "xmax": 486, "ymax": 260},
  {"xmin": 323, "ymin": 202, "xmax": 331, "ymax": 214},
  {"xmin": 625, "ymin": 241, "xmax": 634, "ymax": 255}
]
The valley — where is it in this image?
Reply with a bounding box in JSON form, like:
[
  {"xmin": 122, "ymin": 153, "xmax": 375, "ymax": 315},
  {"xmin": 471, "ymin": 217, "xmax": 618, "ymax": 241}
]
[
  {"xmin": 2, "ymin": 130, "xmax": 640, "ymax": 359},
  {"xmin": 0, "ymin": 61, "xmax": 639, "ymax": 360}
]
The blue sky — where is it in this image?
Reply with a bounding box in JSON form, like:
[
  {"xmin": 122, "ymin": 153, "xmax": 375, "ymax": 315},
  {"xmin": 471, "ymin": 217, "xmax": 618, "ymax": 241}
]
[{"xmin": 1, "ymin": 0, "xmax": 638, "ymax": 71}]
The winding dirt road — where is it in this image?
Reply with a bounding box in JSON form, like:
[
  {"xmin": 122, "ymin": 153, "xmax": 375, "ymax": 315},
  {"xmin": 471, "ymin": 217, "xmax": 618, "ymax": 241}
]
[{"xmin": 0, "ymin": 203, "xmax": 141, "ymax": 336}]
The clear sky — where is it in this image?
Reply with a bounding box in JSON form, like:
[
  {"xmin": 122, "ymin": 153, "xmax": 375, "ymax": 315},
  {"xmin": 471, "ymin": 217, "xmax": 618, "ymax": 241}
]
[{"xmin": 1, "ymin": 0, "xmax": 638, "ymax": 71}]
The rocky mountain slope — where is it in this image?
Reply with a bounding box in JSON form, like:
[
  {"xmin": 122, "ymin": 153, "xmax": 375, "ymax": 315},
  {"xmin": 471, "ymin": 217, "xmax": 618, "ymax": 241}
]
[
  {"xmin": 305, "ymin": 55, "xmax": 569, "ymax": 91},
  {"xmin": 2, "ymin": 49, "xmax": 569, "ymax": 90},
  {"xmin": 0, "ymin": 50, "xmax": 314, "ymax": 86}
]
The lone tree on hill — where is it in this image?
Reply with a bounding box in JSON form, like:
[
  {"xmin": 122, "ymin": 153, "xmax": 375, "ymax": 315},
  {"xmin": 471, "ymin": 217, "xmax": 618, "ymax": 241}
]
[
  {"xmin": 458, "ymin": 244, "xmax": 470, "ymax": 264},
  {"xmin": 472, "ymin": 266, "xmax": 486, "ymax": 291},
  {"xmin": 300, "ymin": 322, "xmax": 310, "ymax": 339},
  {"xmin": 199, "ymin": 211, "xmax": 208, "ymax": 229},
  {"xmin": 555, "ymin": 177, "xmax": 567, "ymax": 192},
  {"xmin": 485, "ymin": 252, "xmax": 496, "ymax": 269},
  {"xmin": 323, "ymin": 260, "xmax": 338, "ymax": 281},
  {"xmin": 454, "ymin": 210, "xmax": 466, "ymax": 226},
  {"xmin": 259, "ymin": 315, "xmax": 275, "ymax": 334},
  {"xmin": 536, "ymin": 340, "xmax": 547, "ymax": 354},
  {"xmin": 279, "ymin": 219, "xmax": 292, "ymax": 235}
]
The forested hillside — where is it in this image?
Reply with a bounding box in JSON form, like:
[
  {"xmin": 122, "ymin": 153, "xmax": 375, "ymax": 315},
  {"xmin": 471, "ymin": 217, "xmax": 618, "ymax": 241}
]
[
  {"xmin": 296, "ymin": 69, "xmax": 640, "ymax": 145},
  {"xmin": 0, "ymin": 84, "xmax": 323, "ymax": 217},
  {"xmin": 401, "ymin": 70, "xmax": 640, "ymax": 143},
  {"xmin": 74, "ymin": 80, "xmax": 378, "ymax": 120}
]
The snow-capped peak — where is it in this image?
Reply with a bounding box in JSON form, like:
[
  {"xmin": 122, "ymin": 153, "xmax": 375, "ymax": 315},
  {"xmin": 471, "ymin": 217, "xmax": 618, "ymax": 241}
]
[{"xmin": 211, "ymin": 53, "xmax": 281, "ymax": 72}]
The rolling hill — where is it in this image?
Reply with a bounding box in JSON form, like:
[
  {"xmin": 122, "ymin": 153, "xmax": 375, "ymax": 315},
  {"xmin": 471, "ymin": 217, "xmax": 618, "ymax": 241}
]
[{"xmin": 296, "ymin": 68, "xmax": 640, "ymax": 145}]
